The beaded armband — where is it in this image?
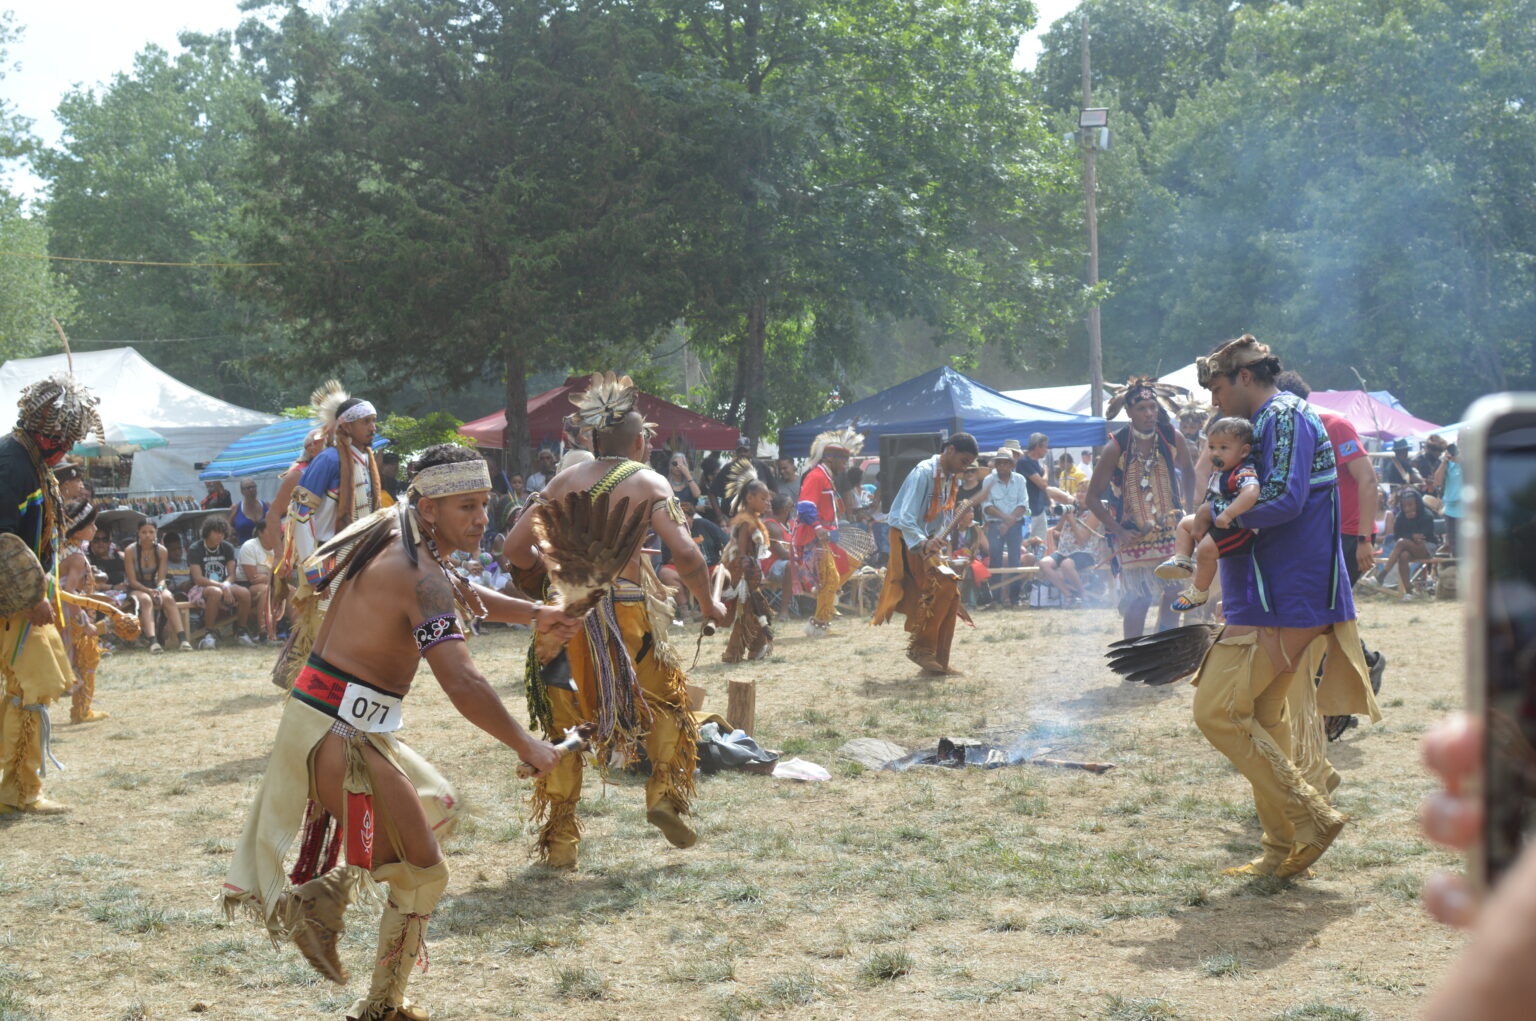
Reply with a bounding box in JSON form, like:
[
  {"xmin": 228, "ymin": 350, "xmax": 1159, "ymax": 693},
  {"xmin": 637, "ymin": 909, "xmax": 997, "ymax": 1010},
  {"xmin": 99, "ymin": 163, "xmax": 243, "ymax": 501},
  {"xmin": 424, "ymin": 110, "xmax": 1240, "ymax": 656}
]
[{"xmin": 413, "ymin": 613, "xmax": 464, "ymax": 654}]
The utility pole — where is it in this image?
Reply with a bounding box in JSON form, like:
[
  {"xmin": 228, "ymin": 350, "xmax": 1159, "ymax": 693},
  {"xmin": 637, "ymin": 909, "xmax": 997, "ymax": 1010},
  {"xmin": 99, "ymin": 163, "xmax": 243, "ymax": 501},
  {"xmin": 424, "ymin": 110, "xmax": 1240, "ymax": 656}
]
[{"xmin": 1081, "ymin": 15, "xmax": 1105, "ymax": 420}]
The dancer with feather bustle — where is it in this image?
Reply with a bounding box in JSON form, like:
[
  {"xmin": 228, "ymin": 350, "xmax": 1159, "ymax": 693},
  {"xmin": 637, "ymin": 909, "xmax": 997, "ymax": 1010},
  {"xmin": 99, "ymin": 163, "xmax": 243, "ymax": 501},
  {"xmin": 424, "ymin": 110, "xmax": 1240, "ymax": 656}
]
[
  {"xmin": 1, "ymin": 371, "xmax": 102, "ymax": 815},
  {"xmin": 795, "ymin": 428, "xmax": 863, "ymax": 637},
  {"xmin": 223, "ymin": 445, "xmax": 577, "ymax": 1021},
  {"xmin": 721, "ymin": 461, "xmax": 785, "ymax": 663},
  {"xmin": 506, "ymin": 372, "xmax": 729, "ymax": 869}
]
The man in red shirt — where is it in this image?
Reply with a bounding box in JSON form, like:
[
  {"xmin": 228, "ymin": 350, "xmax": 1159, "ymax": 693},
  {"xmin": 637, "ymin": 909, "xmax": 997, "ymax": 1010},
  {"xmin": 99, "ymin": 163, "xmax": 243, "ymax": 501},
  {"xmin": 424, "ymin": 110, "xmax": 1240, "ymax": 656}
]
[
  {"xmin": 1277, "ymin": 373, "xmax": 1387, "ymax": 735},
  {"xmin": 794, "ymin": 430, "xmax": 861, "ymax": 637}
]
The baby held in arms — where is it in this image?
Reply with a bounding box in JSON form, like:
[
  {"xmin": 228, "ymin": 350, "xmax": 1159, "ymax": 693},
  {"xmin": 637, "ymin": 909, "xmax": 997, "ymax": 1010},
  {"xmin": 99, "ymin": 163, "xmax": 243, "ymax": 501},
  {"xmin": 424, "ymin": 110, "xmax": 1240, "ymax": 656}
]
[{"xmin": 1155, "ymin": 416, "xmax": 1261, "ymax": 611}]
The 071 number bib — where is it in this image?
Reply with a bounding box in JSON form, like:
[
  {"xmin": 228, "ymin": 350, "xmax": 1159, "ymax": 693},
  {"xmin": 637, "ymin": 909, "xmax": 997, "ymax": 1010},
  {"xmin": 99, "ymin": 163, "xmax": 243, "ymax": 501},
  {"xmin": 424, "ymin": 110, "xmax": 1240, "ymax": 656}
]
[{"xmin": 339, "ymin": 682, "xmax": 404, "ymax": 733}]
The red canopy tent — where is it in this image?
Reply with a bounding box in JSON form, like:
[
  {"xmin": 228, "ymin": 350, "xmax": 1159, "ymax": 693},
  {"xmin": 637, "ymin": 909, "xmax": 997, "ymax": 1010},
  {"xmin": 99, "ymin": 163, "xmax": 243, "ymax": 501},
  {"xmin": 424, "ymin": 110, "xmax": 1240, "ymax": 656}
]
[
  {"xmin": 1307, "ymin": 390, "xmax": 1440, "ymax": 440},
  {"xmin": 459, "ymin": 377, "xmax": 740, "ymax": 451}
]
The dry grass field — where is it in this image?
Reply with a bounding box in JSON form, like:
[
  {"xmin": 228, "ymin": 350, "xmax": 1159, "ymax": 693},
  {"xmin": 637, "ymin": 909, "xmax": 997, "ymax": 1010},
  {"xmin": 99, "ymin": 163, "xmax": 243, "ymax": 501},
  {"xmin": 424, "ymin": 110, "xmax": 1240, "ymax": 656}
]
[{"xmin": 0, "ymin": 592, "xmax": 1465, "ymax": 1021}]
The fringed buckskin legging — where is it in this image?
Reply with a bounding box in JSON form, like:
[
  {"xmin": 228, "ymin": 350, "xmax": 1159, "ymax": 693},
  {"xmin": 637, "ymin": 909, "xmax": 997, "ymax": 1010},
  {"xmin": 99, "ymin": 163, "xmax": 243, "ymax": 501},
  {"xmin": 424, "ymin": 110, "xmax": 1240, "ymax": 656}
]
[
  {"xmin": 1191, "ymin": 631, "xmax": 1343, "ymax": 864},
  {"xmin": 531, "ymin": 597, "xmax": 698, "ymax": 864},
  {"xmin": 0, "ymin": 614, "xmax": 73, "ymax": 808}
]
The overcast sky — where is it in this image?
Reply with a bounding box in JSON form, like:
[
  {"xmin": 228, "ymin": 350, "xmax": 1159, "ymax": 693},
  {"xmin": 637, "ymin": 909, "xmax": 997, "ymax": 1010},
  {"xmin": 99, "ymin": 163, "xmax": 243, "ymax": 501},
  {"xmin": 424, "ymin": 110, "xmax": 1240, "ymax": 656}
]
[{"xmin": 3, "ymin": 0, "xmax": 1080, "ymax": 200}]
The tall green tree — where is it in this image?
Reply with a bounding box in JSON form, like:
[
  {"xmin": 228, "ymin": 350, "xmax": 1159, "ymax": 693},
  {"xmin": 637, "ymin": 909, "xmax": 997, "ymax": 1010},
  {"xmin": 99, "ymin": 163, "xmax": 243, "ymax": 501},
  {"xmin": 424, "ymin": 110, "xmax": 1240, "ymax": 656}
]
[
  {"xmin": 659, "ymin": 0, "xmax": 1085, "ymax": 442},
  {"xmin": 37, "ymin": 33, "xmax": 287, "ymax": 408},
  {"xmin": 234, "ymin": 0, "xmax": 709, "ymax": 471},
  {"xmin": 1095, "ymin": 0, "xmax": 1536, "ymax": 421},
  {"xmin": 0, "ymin": 12, "xmax": 75, "ymax": 356}
]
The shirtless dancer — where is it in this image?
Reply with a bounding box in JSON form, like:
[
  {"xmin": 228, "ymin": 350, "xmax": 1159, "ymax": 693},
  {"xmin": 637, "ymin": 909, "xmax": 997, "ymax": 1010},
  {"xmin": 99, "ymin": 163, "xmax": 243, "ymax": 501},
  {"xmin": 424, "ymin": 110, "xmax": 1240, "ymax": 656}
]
[
  {"xmin": 224, "ymin": 445, "xmax": 578, "ymax": 1021},
  {"xmin": 507, "ymin": 373, "xmax": 728, "ymax": 868}
]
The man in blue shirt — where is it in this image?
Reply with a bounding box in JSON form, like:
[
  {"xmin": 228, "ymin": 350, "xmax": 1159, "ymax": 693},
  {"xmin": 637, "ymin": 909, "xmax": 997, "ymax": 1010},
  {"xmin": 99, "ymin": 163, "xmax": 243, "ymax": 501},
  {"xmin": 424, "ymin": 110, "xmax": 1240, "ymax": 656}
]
[
  {"xmin": 983, "ymin": 447, "xmax": 1030, "ymax": 606},
  {"xmin": 1193, "ymin": 336, "xmax": 1379, "ymax": 879},
  {"xmin": 872, "ymin": 433, "xmax": 979, "ymax": 674}
]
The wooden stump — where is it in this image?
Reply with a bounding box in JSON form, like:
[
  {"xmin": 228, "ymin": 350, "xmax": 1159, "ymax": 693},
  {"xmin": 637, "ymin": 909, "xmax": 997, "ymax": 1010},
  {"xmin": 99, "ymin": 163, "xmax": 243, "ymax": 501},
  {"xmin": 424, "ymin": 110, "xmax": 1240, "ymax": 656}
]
[{"xmin": 727, "ymin": 679, "xmax": 756, "ymax": 737}]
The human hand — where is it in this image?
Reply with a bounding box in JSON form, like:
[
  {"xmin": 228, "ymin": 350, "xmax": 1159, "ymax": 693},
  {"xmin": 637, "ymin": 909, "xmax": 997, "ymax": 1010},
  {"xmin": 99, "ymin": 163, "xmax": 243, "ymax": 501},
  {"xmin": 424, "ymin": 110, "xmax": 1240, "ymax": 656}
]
[
  {"xmin": 704, "ymin": 597, "xmax": 730, "ymax": 624},
  {"xmin": 920, "ymin": 538, "xmax": 943, "ymax": 556},
  {"xmin": 27, "ymin": 599, "xmax": 55, "ymax": 627},
  {"xmin": 534, "ymin": 605, "xmax": 585, "ymax": 639},
  {"xmin": 1356, "ymin": 538, "xmax": 1376, "ymax": 575},
  {"xmin": 1421, "ymin": 713, "xmax": 1483, "ymax": 927},
  {"xmin": 1214, "ymin": 513, "xmax": 1232, "ymax": 529},
  {"xmin": 516, "ymin": 737, "xmax": 563, "ymax": 779}
]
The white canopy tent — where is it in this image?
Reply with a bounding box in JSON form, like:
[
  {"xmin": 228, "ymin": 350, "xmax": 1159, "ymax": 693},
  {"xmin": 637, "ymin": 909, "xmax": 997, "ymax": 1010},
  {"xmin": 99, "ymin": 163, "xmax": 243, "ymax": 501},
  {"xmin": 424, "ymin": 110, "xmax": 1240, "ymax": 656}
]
[
  {"xmin": 1004, "ymin": 363, "xmax": 1207, "ymax": 423},
  {"xmin": 0, "ymin": 348, "xmax": 278, "ymax": 495}
]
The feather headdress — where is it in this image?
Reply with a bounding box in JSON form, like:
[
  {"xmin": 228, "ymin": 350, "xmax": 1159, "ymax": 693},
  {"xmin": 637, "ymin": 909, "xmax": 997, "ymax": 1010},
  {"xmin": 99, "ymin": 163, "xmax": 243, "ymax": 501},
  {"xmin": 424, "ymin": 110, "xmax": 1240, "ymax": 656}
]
[
  {"xmin": 16, "ymin": 373, "xmax": 103, "ymax": 448},
  {"xmin": 725, "ymin": 458, "xmax": 761, "ymax": 516},
  {"xmin": 809, "ymin": 427, "xmax": 864, "ymax": 466},
  {"xmin": 570, "ymin": 371, "xmax": 655, "ymax": 438},
  {"xmin": 309, "ymin": 379, "xmax": 349, "ymax": 429},
  {"xmin": 1105, "ymin": 377, "xmax": 1188, "ymax": 420},
  {"xmin": 1175, "ymin": 393, "xmax": 1211, "ymax": 422}
]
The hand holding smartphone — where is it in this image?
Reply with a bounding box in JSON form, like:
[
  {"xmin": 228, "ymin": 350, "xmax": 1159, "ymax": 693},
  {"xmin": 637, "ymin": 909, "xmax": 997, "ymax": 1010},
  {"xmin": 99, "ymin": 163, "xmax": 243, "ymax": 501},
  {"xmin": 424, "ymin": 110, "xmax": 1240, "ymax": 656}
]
[{"xmin": 1461, "ymin": 395, "xmax": 1536, "ymax": 895}]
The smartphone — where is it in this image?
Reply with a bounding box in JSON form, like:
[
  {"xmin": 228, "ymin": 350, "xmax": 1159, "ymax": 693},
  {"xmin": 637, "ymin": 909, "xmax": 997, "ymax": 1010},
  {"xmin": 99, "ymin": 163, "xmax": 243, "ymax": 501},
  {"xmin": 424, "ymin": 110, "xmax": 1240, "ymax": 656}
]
[{"xmin": 1464, "ymin": 394, "xmax": 1536, "ymax": 892}]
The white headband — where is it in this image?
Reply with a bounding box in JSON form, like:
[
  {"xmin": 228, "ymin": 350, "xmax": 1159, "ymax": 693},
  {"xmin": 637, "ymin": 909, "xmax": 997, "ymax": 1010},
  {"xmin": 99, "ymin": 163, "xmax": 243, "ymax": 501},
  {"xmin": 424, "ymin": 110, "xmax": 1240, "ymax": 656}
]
[{"xmin": 338, "ymin": 400, "xmax": 377, "ymax": 425}]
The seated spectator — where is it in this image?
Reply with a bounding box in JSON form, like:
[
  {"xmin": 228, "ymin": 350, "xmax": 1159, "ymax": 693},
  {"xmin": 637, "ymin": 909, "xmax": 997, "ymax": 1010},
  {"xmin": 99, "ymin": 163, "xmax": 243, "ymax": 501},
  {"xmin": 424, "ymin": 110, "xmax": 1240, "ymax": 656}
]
[
  {"xmin": 1376, "ymin": 489, "xmax": 1436, "ymax": 600},
  {"xmin": 85, "ymin": 531, "xmax": 133, "ymax": 611},
  {"xmin": 1037, "ymin": 499, "xmax": 1106, "ymax": 606},
  {"xmin": 162, "ymin": 530, "xmax": 192, "ymax": 598},
  {"xmin": 124, "ymin": 520, "xmax": 190, "ymax": 652},
  {"xmin": 237, "ymin": 521, "xmax": 281, "ymax": 644},
  {"xmin": 189, "ymin": 517, "xmax": 254, "ymax": 647},
  {"xmin": 658, "ymin": 496, "xmax": 729, "ymax": 616}
]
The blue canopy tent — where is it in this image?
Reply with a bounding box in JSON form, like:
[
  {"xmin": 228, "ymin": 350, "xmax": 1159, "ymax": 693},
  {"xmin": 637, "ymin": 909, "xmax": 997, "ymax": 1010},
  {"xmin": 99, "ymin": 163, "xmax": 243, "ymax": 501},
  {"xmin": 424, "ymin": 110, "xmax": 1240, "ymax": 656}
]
[
  {"xmin": 199, "ymin": 418, "xmax": 390, "ymax": 480},
  {"xmin": 779, "ymin": 367, "xmax": 1107, "ymax": 457}
]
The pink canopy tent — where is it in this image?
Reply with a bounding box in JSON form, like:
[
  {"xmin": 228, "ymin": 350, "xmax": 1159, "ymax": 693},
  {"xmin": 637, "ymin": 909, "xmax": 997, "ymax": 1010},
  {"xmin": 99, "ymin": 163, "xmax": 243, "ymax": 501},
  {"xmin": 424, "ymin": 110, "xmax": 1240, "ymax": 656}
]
[
  {"xmin": 1308, "ymin": 390, "xmax": 1440, "ymax": 440},
  {"xmin": 459, "ymin": 377, "xmax": 740, "ymax": 450}
]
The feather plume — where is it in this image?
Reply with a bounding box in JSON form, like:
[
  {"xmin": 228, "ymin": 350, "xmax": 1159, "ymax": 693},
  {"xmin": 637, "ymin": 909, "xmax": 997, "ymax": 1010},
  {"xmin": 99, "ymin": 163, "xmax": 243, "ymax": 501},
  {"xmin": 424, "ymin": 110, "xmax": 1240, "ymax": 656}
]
[
  {"xmin": 809, "ymin": 427, "xmax": 864, "ymax": 465},
  {"xmin": 570, "ymin": 372, "xmax": 640, "ymax": 434},
  {"xmin": 1104, "ymin": 623, "xmax": 1221, "ymax": 685},
  {"xmin": 724, "ymin": 458, "xmax": 760, "ymax": 516},
  {"xmin": 310, "ymin": 379, "xmax": 349, "ymax": 428},
  {"xmin": 529, "ymin": 489, "xmax": 652, "ymax": 662}
]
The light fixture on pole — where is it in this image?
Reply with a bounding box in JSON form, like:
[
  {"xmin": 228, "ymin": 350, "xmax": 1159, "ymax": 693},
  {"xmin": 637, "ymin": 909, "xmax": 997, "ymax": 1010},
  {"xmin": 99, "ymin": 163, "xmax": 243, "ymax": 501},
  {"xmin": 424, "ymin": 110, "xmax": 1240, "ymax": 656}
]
[{"xmin": 1079, "ymin": 15, "xmax": 1108, "ymax": 422}]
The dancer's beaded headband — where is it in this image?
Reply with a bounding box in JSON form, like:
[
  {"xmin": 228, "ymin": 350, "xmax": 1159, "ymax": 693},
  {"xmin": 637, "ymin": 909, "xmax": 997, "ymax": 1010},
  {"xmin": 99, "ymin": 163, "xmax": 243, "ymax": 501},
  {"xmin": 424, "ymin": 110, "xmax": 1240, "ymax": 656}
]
[{"xmin": 408, "ymin": 460, "xmax": 492, "ymax": 499}]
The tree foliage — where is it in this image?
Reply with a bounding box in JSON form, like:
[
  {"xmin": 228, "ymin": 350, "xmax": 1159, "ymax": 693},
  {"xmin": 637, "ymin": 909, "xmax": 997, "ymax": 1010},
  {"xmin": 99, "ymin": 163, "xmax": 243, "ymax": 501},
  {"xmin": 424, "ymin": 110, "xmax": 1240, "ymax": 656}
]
[
  {"xmin": 1055, "ymin": 0, "xmax": 1536, "ymax": 421},
  {"xmin": 655, "ymin": 0, "xmax": 1085, "ymax": 440},
  {"xmin": 37, "ymin": 34, "xmax": 288, "ymax": 408}
]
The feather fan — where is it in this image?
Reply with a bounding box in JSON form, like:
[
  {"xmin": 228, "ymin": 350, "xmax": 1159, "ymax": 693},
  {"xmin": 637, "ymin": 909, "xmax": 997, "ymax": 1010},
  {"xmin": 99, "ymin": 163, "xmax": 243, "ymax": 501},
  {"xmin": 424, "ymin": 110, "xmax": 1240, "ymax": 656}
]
[{"xmin": 1104, "ymin": 623, "xmax": 1221, "ymax": 686}]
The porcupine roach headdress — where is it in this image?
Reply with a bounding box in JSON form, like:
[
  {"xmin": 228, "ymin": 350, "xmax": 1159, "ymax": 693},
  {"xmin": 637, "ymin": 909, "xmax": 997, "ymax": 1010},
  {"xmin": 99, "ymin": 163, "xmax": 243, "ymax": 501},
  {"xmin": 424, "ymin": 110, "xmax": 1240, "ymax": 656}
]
[
  {"xmin": 808, "ymin": 427, "xmax": 864, "ymax": 467},
  {"xmin": 1105, "ymin": 377, "xmax": 1188, "ymax": 420}
]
